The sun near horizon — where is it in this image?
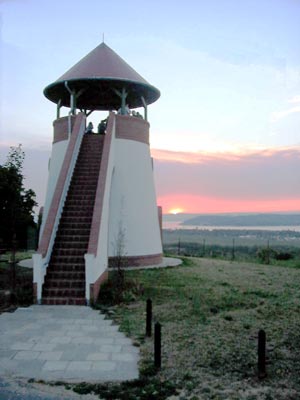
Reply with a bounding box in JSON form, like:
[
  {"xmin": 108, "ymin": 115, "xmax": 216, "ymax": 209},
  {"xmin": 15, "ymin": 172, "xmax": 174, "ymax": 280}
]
[{"xmin": 168, "ymin": 208, "xmax": 185, "ymax": 215}]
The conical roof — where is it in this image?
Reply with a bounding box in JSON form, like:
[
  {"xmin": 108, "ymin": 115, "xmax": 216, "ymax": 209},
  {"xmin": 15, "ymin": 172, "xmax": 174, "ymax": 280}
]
[{"xmin": 44, "ymin": 42, "xmax": 160, "ymax": 110}]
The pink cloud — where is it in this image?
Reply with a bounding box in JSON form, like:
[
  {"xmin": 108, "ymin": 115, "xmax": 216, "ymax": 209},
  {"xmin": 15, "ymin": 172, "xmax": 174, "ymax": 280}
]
[{"xmin": 152, "ymin": 146, "xmax": 300, "ymax": 213}]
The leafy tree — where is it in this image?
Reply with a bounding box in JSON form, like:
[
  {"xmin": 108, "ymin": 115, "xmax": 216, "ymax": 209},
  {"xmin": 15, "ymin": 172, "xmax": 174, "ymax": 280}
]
[
  {"xmin": 257, "ymin": 247, "xmax": 277, "ymax": 264},
  {"xmin": 0, "ymin": 145, "xmax": 37, "ymax": 250}
]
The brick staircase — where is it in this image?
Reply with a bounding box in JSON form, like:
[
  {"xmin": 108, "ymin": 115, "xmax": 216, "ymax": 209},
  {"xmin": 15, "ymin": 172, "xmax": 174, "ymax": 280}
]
[{"xmin": 42, "ymin": 134, "xmax": 104, "ymax": 305}]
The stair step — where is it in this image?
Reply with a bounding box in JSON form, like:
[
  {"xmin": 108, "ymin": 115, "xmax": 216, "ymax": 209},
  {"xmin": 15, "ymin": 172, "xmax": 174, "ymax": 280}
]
[
  {"xmin": 58, "ymin": 222, "xmax": 91, "ymax": 229},
  {"xmin": 50, "ymin": 255, "xmax": 85, "ymax": 264},
  {"xmin": 53, "ymin": 241, "xmax": 88, "ymax": 249},
  {"xmin": 60, "ymin": 216, "xmax": 92, "ymax": 223},
  {"xmin": 47, "ymin": 264, "xmax": 85, "ymax": 271},
  {"xmin": 62, "ymin": 211, "xmax": 94, "ymax": 218},
  {"xmin": 43, "ymin": 280, "xmax": 85, "ymax": 289},
  {"xmin": 42, "ymin": 288, "xmax": 85, "ymax": 297},
  {"xmin": 63, "ymin": 198, "xmax": 96, "ymax": 204},
  {"xmin": 42, "ymin": 297, "xmax": 86, "ymax": 305},
  {"xmin": 55, "ymin": 233, "xmax": 90, "ymax": 240},
  {"xmin": 51, "ymin": 248, "xmax": 87, "ymax": 256},
  {"xmin": 47, "ymin": 271, "xmax": 85, "ymax": 279},
  {"xmin": 62, "ymin": 204, "xmax": 95, "ymax": 215},
  {"xmin": 68, "ymin": 187, "xmax": 96, "ymax": 194},
  {"xmin": 64, "ymin": 198, "xmax": 95, "ymax": 206}
]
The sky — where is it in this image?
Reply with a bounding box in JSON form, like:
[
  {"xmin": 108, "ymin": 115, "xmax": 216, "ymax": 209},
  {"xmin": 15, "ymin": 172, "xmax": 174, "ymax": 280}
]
[{"xmin": 0, "ymin": 0, "xmax": 299, "ymax": 214}]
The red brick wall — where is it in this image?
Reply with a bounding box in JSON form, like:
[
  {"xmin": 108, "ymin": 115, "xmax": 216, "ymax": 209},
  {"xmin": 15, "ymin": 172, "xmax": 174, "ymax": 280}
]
[
  {"xmin": 115, "ymin": 114, "xmax": 149, "ymax": 144},
  {"xmin": 33, "ymin": 283, "xmax": 37, "ymax": 304},
  {"xmin": 108, "ymin": 253, "xmax": 163, "ymax": 268},
  {"xmin": 53, "ymin": 116, "xmax": 76, "ymax": 143},
  {"xmin": 89, "ymin": 270, "xmax": 109, "ymax": 304}
]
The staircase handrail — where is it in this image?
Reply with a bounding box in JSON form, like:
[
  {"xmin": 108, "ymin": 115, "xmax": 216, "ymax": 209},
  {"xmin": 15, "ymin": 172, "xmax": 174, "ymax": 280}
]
[{"xmin": 40, "ymin": 113, "xmax": 86, "ymax": 274}]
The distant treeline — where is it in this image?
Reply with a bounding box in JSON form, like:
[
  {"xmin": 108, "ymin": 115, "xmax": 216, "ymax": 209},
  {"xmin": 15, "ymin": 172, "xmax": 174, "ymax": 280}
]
[
  {"xmin": 163, "ymin": 227, "xmax": 300, "ymax": 264},
  {"xmin": 182, "ymin": 213, "xmax": 300, "ymax": 227},
  {"xmin": 164, "ymin": 241, "xmax": 300, "ymax": 264}
]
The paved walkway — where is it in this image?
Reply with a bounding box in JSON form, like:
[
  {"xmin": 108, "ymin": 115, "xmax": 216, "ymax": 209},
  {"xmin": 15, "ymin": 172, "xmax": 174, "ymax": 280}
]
[
  {"xmin": 19, "ymin": 257, "xmax": 182, "ymax": 269},
  {"xmin": 0, "ymin": 306, "xmax": 139, "ymax": 382}
]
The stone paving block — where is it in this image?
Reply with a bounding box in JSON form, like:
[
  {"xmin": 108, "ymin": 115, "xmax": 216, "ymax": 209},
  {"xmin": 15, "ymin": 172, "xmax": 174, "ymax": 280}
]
[
  {"xmin": 91, "ymin": 361, "xmax": 117, "ymax": 371},
  {"xmin": 43, "ymin": 361, "xmax": 69, "ymax": 371},
  {"xmin": 112, "ymin": 353, "xmax": 138, "ymax": 362},
  {"xmin": 37, "ymin": 351, "xmax": 63, "ymax": 361},
  {"xmin": 0, "ymin": 359, "xmax": 20, "ymax": 373},
  {"xmin": 27, "ymin": 336, "xmax": 52, "ymax": 344},
  {"xmin": 13, "ymin": 360, "xmax": 46, "ymax": 375},
  {"xmin": 55, "ymin": 343, "xmax": 100, "ymax": 354},
  {"xmin": 117, "ymin": 338, "xmax": 134, "ymax": 345},
  {"xmin": 50, "ymin": 336, "xmax": 72, "ymax": 344},
  {"xmin": 32, "ymin": 343, "xmax": 56, "ymax": 351},
  {"xmin": 46, "ymin": 330, "xmax": 66, "ymax": 337},
  {"xmin": 93, "ymin": 338, "xmax": 115, "ymax": 345},
  {"xmin": 100, "ymin": 344, "xmax": 122, "ymax": 353},
  {"xmin": 66, "ymin": 330, "xmax": 85, "ymax": 337},
  {"xmin": 0, "ymin": 350, "xmax": 17, "ymax": 359},
  {"xmin": 80, "ymin": 325, "xmax": 99, "ymax": 332},
  {"xmin": 73, "ymin": 318, "xmax": 91, "ymax": 324},
  {"xmin": 72, "ymin": 337, "xmax": 93, "ymax": 345},
  {"xmin": 112, "ymin": 364, "xmax": 139, "ymax": 381},
  {"xmin": 86, "ymin": 352, "xmax": 110, "ymax": 361},
  {"xmin": 13, "ymin": 351, "xmax": 40, "ymax": 360},
  {"xmin": 10, "ymin": 342, "xmax": 35, "ymax": 351},
  {"xmin": 59, "ymin": 350, "xmax": 87, "ymax": 361},
  {"xmin": 22, "ymin": 323, "xmax": 41, "ymax": 330},
  {"xmin": 67, "ymin": 361, "xmax": 92, "ymax": 371}
]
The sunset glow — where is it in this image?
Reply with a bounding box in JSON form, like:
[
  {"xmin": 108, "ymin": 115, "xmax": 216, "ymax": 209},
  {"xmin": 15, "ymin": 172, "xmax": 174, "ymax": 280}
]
[
  {"xmin": 153, "ymin": 146, "xmax": 300, "ymax": 215},
  {"xmin": 159, "ymin": 195, "xmax": 300, "ymax": 215},
  {"xmin": 169, "ymin": 208, "xmax": 185, "ymax": 215}
]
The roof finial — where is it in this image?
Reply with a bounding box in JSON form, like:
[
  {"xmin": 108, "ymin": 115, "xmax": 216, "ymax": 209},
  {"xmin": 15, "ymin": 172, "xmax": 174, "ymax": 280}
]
[{"xmin": 102, "ymin": 32, "xmax": 105, "ymax": 43}]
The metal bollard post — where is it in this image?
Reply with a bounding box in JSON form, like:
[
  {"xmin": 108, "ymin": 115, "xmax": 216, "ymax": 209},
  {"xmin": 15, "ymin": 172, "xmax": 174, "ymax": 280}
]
[
  {"xmin": 258, "ymin": 329, "xmax": 267, "ymax": 379},
  {"xmin": 146, "ymin": 299, "xmax": 152, "ymax": 337},
  {"xmin": 154, "ymin": 322, "xmax": 161, "ymax": 369}
]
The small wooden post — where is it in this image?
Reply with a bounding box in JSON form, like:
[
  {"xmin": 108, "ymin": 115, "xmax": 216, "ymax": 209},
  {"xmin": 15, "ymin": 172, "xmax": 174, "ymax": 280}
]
[
  {"xmin": 154, "ymin": 322, "xmax": 161, "ymax": 369},
  {"xmin": 146, "ymin": 299, "xmax": 152, "ymax": 337},
  {"xmin": 231, "ymin": 238, "xmax": 235, "ymax": 261},
  {"xmin": 177, "ymin": 238, "xmax": 181, "ymax": 255},
  {"xmin": 258, "ymin": 329, "xmax": 267, "ymax": 379}
]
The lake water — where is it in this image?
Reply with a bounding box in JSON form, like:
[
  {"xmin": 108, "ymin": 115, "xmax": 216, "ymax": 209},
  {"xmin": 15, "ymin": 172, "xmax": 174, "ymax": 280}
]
[{"xmin": 163, "ymin": 221, "xmax": 300, "ymax": 232}]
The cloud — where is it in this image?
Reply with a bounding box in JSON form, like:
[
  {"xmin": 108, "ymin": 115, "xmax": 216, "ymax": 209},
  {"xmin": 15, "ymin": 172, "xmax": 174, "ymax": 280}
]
[
  {"xmin": 288, "ymin": 95, "xmax": 300, "ymax": 104},
  {"xmin": 152, "ymin": 146, "xmax": 300, "ymax": 209},
  {"xmin": 271, "ymin": 95, "xmax": 300, "ymax": 122},
  {"xmin": 158, "ymin": 194, "xmax": 300, "ymax": 214},
  {"xmin": 152, "ymin": 146, "xmax": 300, "ymax": 165},
  {"xmin": 271, "ymin": 105, "xmax": 300, "ymax": 122}
]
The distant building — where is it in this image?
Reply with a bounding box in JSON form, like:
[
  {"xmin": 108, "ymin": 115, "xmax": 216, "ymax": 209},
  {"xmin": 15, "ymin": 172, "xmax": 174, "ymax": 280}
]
[{"xmin": 33, "ymin": 42, "xmax": 162, "ymax": 305}]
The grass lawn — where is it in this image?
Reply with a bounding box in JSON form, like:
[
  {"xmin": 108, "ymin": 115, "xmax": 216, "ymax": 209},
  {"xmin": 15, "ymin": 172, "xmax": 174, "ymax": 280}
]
[{"xmin": 99, "ymin": 257, "xmax": 300, "ymax": 400}]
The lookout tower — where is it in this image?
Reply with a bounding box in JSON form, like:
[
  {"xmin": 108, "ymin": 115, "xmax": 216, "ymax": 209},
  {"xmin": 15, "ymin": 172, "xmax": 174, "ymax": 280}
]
[{"xmin": 33, "ymin": 42, "xmax": 163, "ymax": 305}]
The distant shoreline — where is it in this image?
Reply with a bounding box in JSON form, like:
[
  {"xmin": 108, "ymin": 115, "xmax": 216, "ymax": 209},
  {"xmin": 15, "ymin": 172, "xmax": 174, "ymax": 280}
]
[
  {"xmin": 163, "ymin": 212, "xmax": 300, "ymax": 230},
  {"xmin": 163, "ymin": 221, "xmax": 300, "ymax": 232}
]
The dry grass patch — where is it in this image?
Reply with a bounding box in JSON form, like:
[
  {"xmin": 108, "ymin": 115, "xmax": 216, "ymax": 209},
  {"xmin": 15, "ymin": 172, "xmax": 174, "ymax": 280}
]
[{"xmin": 103, "ymin": 257, "xmax": 300, "ymax": 399}]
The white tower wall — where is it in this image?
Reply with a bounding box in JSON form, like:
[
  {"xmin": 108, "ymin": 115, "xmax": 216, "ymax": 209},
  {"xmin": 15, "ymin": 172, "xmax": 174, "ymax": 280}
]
[{"xmin": 108, "ymin": 115, "xmax": 162, "ymax": 265}]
